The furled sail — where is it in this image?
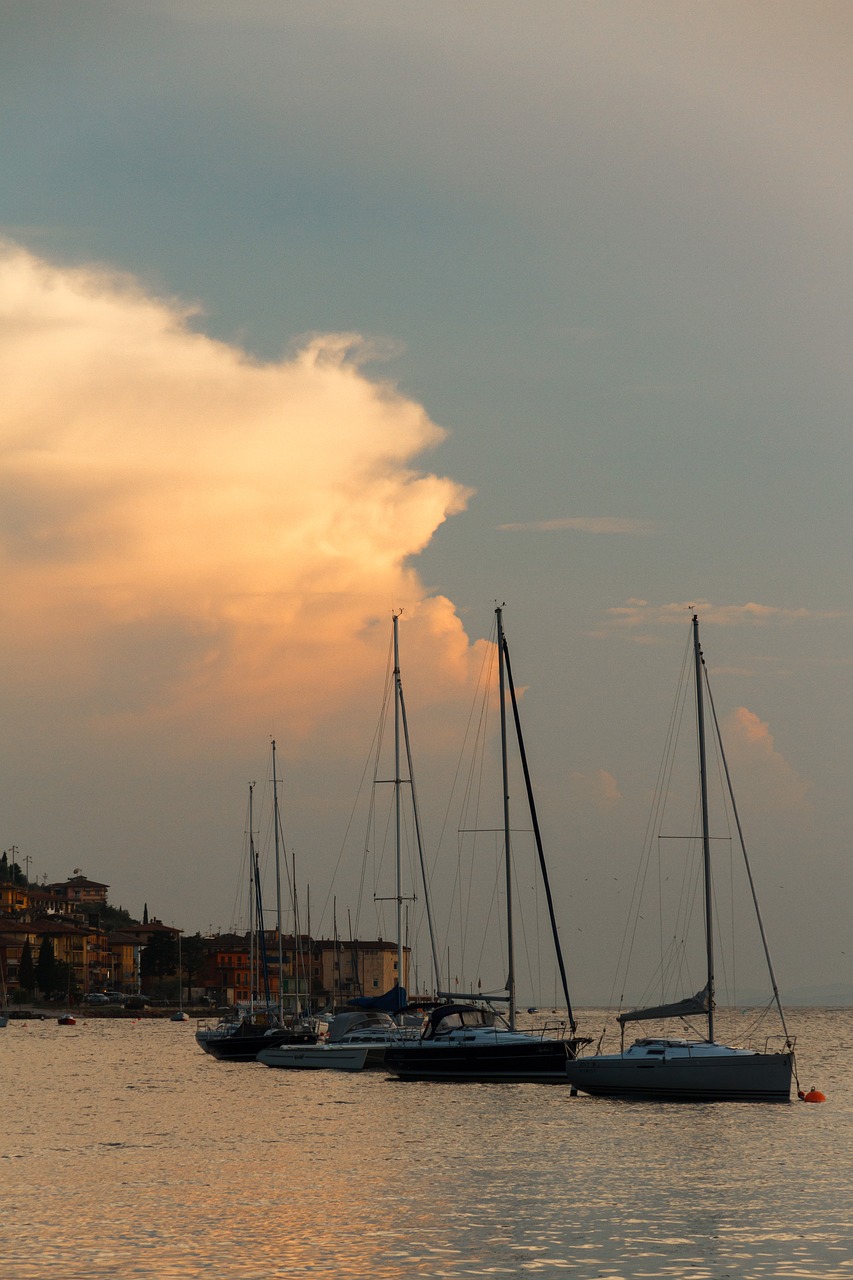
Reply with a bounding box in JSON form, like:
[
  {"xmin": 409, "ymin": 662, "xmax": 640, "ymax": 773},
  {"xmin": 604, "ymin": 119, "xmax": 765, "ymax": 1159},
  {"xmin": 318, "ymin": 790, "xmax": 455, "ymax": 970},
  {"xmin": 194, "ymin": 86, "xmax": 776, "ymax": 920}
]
[
  {"xmin": 349, "ymin": 983, "xmax": 408, "ymax": 1014},
  {"xmin": 617, "ymin": 985, "xmax": 711, "ymax": 1025}
]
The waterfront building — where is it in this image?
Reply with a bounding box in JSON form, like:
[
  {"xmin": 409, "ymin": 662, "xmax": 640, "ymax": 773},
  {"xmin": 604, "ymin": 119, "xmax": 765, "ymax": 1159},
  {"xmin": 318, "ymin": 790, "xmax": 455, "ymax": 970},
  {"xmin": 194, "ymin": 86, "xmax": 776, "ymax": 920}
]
[
  {"xmin": 198, "ymin": 930, "xmax": 410, "ymax": 1011},
  {"xmin": 317, "ymin": 936, "xmax": 409, "ymax": 1008}
]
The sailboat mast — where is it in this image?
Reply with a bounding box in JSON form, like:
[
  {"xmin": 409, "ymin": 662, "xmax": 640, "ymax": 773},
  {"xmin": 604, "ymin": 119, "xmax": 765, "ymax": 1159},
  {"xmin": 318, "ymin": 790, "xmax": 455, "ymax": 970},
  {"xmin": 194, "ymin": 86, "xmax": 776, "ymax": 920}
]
[
  {"xmin": 693, "ymin": 613, "xmax": 715, "ymax": 1042},
  {"xmin": 393, "ymin": 612, "xmax": 404, "ymax": 1002},
  {"xmin": 271, "ymin": 739, "xmax": 285, "ymax": 1025},
  {"xmin": 248, "ymin": 782, "xmax": 255, "ymax": 1017},
  {"xmin": 496, "ymin": 606, "xmax": 516, "ymax": 1030},
  {"xmin": 250, "ymin": 789, "xmax": 273, "ymax": 1013},
  {"xmin": 502, "ymin": 635, "xmax": 577, "ymax": 1034},
  {"xmin": 397, "ymin": 650, "xmax": 443, "ymax": 994},
  {"xmin": 333, "ymin": 897, "xmax": 339, "ymax": 1010}
]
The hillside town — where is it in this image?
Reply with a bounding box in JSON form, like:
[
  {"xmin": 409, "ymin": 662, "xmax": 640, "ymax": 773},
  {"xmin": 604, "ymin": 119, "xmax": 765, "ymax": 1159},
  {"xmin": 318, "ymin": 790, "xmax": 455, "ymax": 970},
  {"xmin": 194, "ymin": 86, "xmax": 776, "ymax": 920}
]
[{"xmin": 0, "ymin": 856, "xmax": 408, "ymax": 1012}]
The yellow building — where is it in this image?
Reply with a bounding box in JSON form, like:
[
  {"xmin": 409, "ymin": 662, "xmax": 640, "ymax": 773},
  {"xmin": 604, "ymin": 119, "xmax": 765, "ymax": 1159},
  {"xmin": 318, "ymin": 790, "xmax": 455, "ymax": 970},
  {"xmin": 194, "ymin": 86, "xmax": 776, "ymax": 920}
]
[
  {"xmin": 34, "ymin": 917, "xmax": 90, "ymax": 990},
  {"xmin": 198, "ymin": 932, "xmax": 409, "ymax": 1011},
  {"xmin": 108, "ymin": 931, "xmax": 141, "ymax": 993},
  {"xmin": 0, "ymin": 881, "xmax": 29, "ymax": 915},
  {"xmin": 317, "ymin": 938, "xmax": 409, "ymax": 1008}
]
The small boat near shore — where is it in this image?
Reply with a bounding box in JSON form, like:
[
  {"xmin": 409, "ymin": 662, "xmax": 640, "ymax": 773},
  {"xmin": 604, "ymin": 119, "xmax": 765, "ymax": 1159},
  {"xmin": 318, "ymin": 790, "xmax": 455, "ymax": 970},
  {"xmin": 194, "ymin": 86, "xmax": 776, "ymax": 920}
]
[{"xmin": 171, "ymin": 932, "xmax": 189, "ymax": 1021}]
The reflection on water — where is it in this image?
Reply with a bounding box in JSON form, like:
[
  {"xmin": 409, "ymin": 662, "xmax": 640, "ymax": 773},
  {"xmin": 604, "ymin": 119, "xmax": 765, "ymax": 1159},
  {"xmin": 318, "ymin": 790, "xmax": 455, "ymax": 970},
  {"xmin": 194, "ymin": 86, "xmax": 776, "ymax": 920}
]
[{"xmin": 0, "ymin": 1009, "xmax": 851, "ymax": 1279}]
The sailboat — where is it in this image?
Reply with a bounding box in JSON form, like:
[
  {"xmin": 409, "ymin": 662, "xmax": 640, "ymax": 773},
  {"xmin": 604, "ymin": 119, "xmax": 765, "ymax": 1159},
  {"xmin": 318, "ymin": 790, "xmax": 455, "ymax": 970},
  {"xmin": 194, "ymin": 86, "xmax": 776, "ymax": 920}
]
[
  {"xmin": 57, "ymin": 961, "xmax": 76, "ymax": 1025},
  {"xmin": 385, "ymin": 606, "xmax": 589, "ymax": 1082},
  {"xmin": 259, "ymin": 612, "xmax": 428, "ymax": 1073},
  {"xmin": 170, "ymin": 931, "xmax": 189, "ymax": 1021},
  {"xmin": 201, "ymin": 768, "xmax": 318, "ymax": 1061},
  {"xmin": 565, "ymin": 614, "xmax": 795, "ymax": 1103}
]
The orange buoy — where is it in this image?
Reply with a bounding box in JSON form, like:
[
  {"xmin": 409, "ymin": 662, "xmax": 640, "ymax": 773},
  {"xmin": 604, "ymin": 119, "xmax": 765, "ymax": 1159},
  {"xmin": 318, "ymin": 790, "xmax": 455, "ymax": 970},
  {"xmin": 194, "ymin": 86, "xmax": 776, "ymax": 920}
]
[{"xmin": 798, "ymin": 1087, "xmax": 826, "ymax": 1103}]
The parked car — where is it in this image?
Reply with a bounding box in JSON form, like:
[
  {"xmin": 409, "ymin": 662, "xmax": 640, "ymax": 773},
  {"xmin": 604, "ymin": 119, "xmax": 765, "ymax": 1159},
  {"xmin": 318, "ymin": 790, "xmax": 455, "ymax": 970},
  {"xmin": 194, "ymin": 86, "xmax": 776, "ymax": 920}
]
[
  {"xmin": 104, "ymin": 991, "xmax": 125, "ymax": 1004},
  {"xmin": 81, "ymin": 993, "xmax": 110, "ymax": 1005},
  {"xmin": 123, "ymin": 995, "xmax": 150, "ymax": 1010}
]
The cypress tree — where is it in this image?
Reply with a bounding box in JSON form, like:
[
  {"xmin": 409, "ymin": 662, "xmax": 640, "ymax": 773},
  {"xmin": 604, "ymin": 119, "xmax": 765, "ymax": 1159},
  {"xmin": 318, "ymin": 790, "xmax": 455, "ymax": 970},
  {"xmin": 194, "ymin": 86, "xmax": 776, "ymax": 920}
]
[
  {"xmin": 18, "ymin": 939, "xmax": 35, "ymax": 994},
  {"xmin": 36, "ymin": 936, "xmax": 58, "ymax": 998}
]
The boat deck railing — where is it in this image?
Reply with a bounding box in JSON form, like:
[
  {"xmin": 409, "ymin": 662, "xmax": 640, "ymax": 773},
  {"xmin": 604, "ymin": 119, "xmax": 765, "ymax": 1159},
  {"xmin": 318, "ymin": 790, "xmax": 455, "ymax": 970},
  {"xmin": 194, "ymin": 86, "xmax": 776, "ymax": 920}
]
[
  {"xmin": 525, "ymin": 1020, "xmax": 571, "ymax": 1040},
  {"xmin": 761, "ymin": 1033, "xmax": 796, "ymax": 1053}
]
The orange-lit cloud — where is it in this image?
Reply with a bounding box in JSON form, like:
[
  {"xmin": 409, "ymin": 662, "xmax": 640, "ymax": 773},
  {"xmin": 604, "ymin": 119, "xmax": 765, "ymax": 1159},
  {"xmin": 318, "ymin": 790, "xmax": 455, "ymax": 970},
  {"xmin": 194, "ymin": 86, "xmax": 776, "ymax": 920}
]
[
  {"xmin": 722, "ymin": 706, "xmax": 811, "ymax": 816},
  {"xmin": 0, "ymin": 244, "xmax": 479, "ymax": 749},
  {"xmin": 568, "ymin": 768, "xmax": 622, "ymax": 811}
]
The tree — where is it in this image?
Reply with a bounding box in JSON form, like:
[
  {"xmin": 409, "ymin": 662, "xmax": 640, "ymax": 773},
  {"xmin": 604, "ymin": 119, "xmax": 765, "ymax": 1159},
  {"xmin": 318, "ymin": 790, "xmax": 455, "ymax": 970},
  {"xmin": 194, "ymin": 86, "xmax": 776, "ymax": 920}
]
[
  {"xmin": 99, "ymin": 904, "xmax": 139, "ymax": 932},
  {"xmin": 18, "ymin": 939, "xmax": 35, "ymax": 994},
  {"xmin": 0, "ymin": 851, "xmax": 26, "ymax": 886},
  {"xmin": 140, "ymin": 932, "xmax": 178, "ymax": 981},
  {"xmin": 36, "ymin": 937, "xmax": 58, "ymax": 998},
  {"xmin": 54, "ymin": 959, "xmax": 78, "ymax": 1003},
  {"xmin": 181, "ymin": 933, "xmax": 207, "ymax": 999}
]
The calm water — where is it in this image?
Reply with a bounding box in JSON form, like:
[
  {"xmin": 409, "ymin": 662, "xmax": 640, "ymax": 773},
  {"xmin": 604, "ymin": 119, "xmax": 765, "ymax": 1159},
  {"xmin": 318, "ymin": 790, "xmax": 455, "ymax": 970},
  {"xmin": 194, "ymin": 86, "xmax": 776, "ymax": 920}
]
[{"xmin": 1, "ymin": 1008, "xmax": 851, "ymax": 1280}]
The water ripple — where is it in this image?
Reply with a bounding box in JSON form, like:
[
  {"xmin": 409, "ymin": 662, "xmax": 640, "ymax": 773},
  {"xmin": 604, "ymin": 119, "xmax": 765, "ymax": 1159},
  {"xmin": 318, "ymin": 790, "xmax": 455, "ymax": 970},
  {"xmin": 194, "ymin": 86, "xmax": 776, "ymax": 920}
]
[{"xmin": 0, "ymin": 1010, "xmax": 849, "ymax": 1279}]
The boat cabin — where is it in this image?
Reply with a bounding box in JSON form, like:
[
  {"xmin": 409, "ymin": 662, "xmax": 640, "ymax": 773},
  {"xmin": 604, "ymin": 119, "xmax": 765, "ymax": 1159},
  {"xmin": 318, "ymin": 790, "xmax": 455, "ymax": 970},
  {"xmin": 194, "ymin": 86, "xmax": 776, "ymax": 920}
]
[
  {"xmin": 626, "ymin": 1037, "xmax": 755, "ymax": 1059},
  {"xmin": 327, "ymin": 1010, "xmax": 396, "ymax": 1043},
  {"xmin": 421, "ymin": 1004, "xmax": 505, "ymax": 1040}
]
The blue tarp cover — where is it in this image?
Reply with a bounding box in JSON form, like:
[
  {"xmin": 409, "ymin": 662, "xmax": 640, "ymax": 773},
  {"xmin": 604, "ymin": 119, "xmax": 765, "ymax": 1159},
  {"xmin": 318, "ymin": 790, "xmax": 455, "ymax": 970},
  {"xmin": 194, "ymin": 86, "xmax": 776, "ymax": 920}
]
[{"xmin": 349, "ymin": 984, "xmax": 407, "ymax": 1013}]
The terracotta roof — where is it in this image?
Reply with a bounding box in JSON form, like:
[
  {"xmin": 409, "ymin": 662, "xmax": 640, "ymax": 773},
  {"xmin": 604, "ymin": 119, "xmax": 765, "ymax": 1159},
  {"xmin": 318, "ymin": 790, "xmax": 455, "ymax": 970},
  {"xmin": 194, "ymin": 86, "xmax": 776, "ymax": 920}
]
[
  {"xmin": 119, "ymin": 921, "xmax": 179, "ymax": 938},
  {"xmin": 0, "ymin": 920, "xmax": 34, "ymax": 937},
  {"xmin": 44, "ymin": 875, "xmax": 109, "ymax": 890},
  {"xmin": 209, "ymin": 933, "xmax": 248, "ymax": 949},
  {"xmin": 31, "ymin": 916, "xmax": 92, "ymax": 936}
]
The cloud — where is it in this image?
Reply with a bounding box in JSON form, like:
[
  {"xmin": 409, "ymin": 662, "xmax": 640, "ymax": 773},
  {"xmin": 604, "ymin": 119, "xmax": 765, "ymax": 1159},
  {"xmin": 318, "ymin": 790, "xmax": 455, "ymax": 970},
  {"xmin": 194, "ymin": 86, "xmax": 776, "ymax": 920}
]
[
  {"xmin": 0, "ymin": 244, "xmax": 480, "ymax": 749},
  {"xmin": 499, "ymin": 517, "xmax": 659, "ymax": 535},
  {"xmin": 567, "ymin": 768, "xmax": 622, "ymax": 812},
  {"xmin": 606, "ymin": 599, "xmax": 846, "ymax": 630},
  {"xmin": 722, "ymin": 707, "xmax": 811, "ymax": 816}
]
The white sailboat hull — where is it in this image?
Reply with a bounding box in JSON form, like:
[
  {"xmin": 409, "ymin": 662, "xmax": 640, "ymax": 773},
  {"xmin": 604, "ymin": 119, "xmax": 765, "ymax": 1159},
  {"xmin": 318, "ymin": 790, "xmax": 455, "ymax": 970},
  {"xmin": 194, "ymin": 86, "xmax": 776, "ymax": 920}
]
[
  {"xmin": 565, "ymin": 1040, "xmax": 793, "ymax": 1102},
  {"xmin": 257, "ymin": 1043, "xmax": 371, "ymax": 1072}
]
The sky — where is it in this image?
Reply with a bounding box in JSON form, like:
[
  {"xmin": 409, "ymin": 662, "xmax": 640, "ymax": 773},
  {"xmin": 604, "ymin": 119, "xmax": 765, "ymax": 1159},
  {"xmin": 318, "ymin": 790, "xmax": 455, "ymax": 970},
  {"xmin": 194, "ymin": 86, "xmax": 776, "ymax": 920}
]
[{"xmin": 1, "ymin": 1, "xmax": 851, "ymax": 1006}]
